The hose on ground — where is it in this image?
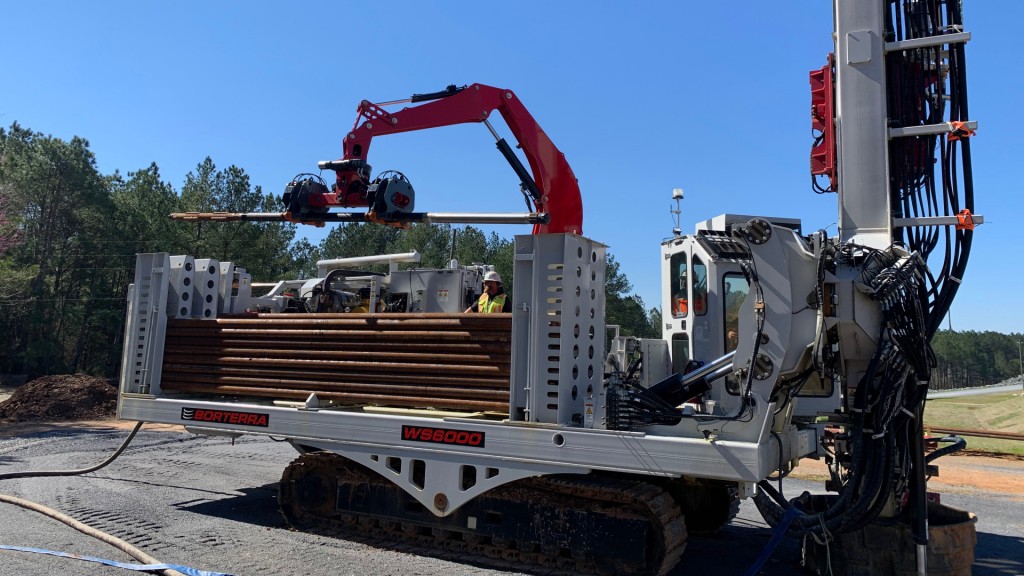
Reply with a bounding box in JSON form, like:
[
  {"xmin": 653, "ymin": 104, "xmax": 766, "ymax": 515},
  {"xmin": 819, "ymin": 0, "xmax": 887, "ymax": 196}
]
[
  {"xmin": 0, "ymin": 421, "xmax": 184, "ymax": 576},
  {"xmin": 0, "ymin": 493, "xmax": 184, "ymax": 576},
  {"xmin": 0, "ymin": 421, "xmax": 144, "ymax": 480}
]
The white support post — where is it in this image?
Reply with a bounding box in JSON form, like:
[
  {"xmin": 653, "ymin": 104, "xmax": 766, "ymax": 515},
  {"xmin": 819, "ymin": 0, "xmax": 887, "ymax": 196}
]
[
  {"xmin": 833, "ymin": 0, "xmax": 893, "ymax": 249},
  {"xmin": 511, "ymin": 234, "xmax": 607, "ymax": 426},
  {"xmin": 218, "ymin": 261, "xmax": 235, "ymax": 315},
  {"xmin": 119, "ymin": 253, "xmax": 170, "ymax": 396}
]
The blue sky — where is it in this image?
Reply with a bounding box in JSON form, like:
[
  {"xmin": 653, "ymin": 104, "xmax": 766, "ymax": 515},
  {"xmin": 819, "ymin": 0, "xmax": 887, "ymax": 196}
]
[{"xmin": 3, "ymin": 1, "xmax": 1022, "ymax": 333}]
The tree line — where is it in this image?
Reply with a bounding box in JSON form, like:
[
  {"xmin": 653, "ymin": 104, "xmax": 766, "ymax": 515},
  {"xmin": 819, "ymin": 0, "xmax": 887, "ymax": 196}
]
[
  {"xmin": 0, "ymin": 123, "xmax": 659, "ymax": 379},
  {"xmin": 930, "ymin": 329, "xmax": 1024, "ymax": 390}
]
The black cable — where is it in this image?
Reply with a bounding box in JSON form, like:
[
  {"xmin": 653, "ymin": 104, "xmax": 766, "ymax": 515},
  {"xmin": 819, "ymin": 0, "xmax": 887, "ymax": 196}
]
[
  {"xmin": 0, "ymin": 421, "xmax": 144, "ymax": 481},
  {"xmin": 757, "ymin": 241, "xmax": 933, "ymax": 539},
  {"xmin": 925, "ymin": 435, "xmax": 967, "ymax": 464},
  {"xmin": 883, "ymin": 0, "xmax": 974, "ymax": 339}
]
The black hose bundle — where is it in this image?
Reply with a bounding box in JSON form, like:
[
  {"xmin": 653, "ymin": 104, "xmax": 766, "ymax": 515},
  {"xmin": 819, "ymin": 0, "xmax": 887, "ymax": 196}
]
[
  {"xmin": 885, "ymin": 0, "xmax": 974, "ymax": 338},
  {"xmin": 755, "ymin": 242, "xmax": 934, "ymax": 540}
]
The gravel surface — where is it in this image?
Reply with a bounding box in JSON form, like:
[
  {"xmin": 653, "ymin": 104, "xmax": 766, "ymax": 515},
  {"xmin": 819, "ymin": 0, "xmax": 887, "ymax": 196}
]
[{"xmin": 0, "ymin": 425, "xmax": 1019, "ymax": 576}]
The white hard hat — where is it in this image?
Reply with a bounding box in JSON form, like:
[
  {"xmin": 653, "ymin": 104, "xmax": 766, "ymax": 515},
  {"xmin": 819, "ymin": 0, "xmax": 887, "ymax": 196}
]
[{"xmin": 483, "ymin": 271, "xmax": 502, "ymax": 283}]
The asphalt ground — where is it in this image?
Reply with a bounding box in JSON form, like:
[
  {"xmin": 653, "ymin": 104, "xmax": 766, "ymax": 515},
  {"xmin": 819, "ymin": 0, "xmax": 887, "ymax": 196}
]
[{"xmin": 0, "ymin": 424, "xmax": 1020, "ymax": 576}]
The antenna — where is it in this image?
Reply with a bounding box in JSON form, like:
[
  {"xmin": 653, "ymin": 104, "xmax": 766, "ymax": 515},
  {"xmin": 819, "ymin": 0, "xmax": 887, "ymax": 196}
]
[{"xmin": 670, "ymin": 188, "xmax": 684, "ymax": 236}]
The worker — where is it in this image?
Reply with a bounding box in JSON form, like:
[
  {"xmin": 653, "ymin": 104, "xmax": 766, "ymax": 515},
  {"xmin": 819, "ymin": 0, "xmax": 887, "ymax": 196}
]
[
  {"xmin": 672, "ymin": 267, "xmax": 688, "ymax": 317},
  {"xmin": 466, "ymin": 271, "xmax": 511, "ymax": 313},
  {"xmin": 673, "ymin": 293, "xmax": 689, "ymax": 316}
]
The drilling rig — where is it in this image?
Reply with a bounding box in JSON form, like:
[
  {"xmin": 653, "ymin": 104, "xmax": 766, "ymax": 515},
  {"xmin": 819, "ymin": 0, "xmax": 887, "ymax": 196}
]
[{"xmin": 119, "ymin": 1, "xmax": 980, "ymax": 574}]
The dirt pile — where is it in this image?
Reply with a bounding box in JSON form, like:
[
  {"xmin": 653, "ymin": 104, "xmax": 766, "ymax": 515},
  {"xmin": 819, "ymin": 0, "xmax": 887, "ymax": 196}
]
[{"xmin": 0, "ymin": 375, "xmax": 117, "ymax": 423}]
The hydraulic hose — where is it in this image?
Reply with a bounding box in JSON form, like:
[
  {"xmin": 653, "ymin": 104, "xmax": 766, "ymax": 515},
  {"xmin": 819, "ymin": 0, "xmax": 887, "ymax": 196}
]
[
  {"xmin": 0, "ymin": 493, "xmax": 185, "ymax": 576},
  {"xmin": 0, "ymin": 422, "xmax": 186, "ymax": 575},
  {"xmin": 0, "ymin": 421, "xmax": 144, "ymax": 480},
  {"xmin": 925, "ymin": 435, "xmax": 967, "ymax": 464},
  {"xmin": 755, "ymin": 427, "xmax": 891, "ymax": 536}
]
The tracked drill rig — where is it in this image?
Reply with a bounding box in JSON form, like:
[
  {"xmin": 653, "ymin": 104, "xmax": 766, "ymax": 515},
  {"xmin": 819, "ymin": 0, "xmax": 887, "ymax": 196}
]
[{"xmin": 118, "ymin": 1, "xmax": 979, "ymax": 574}]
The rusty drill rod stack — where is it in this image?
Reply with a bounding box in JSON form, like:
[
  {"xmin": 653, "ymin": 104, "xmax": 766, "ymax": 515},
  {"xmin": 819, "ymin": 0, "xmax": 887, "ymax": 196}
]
[{"xmin": 160, "ymin": 313, "xmax": 513, "ymax": 413}]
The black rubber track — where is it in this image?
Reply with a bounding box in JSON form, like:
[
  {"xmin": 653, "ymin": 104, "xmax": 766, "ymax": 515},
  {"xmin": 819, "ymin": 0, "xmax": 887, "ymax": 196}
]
[{"xmin": 279, "ymin": 452, "xmax": 688, "ymax": 576}]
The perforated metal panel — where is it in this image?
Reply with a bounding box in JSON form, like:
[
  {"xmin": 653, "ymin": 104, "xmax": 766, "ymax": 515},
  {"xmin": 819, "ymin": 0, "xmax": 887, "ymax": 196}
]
[
  {"xmin": 511, "ymin": 234, "xmax": 606, "ymax": 426},
  {"xmin": 119, "ymin": 253, "xmax": 170, "ymax": 396},
  {"xmin": 192, "ymin": 258, "xmax": 221, "ymax": 319},
  {"xmin": 167, "ymin": 255, "xmax": 195, "ymax": 319}
]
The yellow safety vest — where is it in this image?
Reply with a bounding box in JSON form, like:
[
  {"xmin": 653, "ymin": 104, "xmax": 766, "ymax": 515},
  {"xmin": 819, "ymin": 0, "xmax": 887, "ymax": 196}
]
[{"xmin": 476, "ymin": 293, "xmax": 507, "ymax": 313}]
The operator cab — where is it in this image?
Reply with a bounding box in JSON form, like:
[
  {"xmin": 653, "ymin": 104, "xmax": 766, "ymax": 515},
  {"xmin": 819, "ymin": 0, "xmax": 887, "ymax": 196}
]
[{"xmin": 661, "ymin": 214, "xmax": 801, "ymax": 376}]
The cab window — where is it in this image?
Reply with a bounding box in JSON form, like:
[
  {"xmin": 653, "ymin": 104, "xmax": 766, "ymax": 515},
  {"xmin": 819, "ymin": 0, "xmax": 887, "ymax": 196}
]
[
  {"xmin": 691, "ymin": 256, "xmax": 707, "ymax": 316},
  {"xmin": 670, "ymin": 252, "xmax": 688, "ymax": 318},
  {"xmin": 671, "ymin": 333, "xmax": 690, "ymax": 374},
  {"xmin": 723, "ymin": 273, "xmax": 749, "ymax": 352}
]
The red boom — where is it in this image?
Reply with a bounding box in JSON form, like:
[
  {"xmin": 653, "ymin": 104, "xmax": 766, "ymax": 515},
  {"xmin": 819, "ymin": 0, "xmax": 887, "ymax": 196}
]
[{"xmin": 326, "ymin": 84, "xmax": 583, "ymax": 235}]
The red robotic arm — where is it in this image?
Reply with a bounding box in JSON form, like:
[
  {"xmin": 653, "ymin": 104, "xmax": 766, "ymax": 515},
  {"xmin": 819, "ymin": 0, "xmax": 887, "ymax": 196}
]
[{"xmin": 320, "ymin": 84, "xmax": 583, "ymax": 235}]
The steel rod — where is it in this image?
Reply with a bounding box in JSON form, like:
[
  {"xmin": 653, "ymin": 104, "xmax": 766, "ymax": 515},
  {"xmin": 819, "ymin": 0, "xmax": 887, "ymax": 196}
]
[
  {"xmin": 161, "ymin": 382, "xmax": 509, "ymax": 412},
  {"xmin": 166, "ymin": 328, "xmax": 510, "ymax": 342},
  {"xmin": 926, "ymin": 426, "xmax": 1024, "ymax": 441},
  {"xmin": 163, "ymin": 345, "xmax": 510, "ymax": 365},
  {"xmin": 164, "ymin": 337, "xmax": 510, "ymax": 354},
  {"xmin": 252, "ymin": 312, "xmax": 511, "ymax": 320},
  {"xmin": 163, "ymin": 355, "xmax": 508, "ymax": 376},
  {"xmin": 169, "ymin": 211, "xmax": 547, "ymax": 226},
  {"xmin": 161, "ymin": 374, "xmax": 509, "ymax": 400},
  {"xmin": 175, "ymin": 315, "xmax": 512, "ymax": 327},
  {"xmin": 162, "ymin": 366, "xmax": 509, "ymax": 389}
]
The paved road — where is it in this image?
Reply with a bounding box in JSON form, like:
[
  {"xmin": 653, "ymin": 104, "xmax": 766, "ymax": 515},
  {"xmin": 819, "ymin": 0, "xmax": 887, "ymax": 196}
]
[
  {"xmin": 0, "ymin": 425, "xmax": 1020, "ymax": 576},
  {"xmin": 929, "ymin": 378, "xmax": 1023, "ymax": 399}
]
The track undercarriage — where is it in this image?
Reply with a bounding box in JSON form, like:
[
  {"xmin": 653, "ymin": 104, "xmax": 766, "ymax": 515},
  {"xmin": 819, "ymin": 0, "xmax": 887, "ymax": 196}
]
[{"xmin": 279, "ymin": 452, "xmax": 700, "ymax": 576}]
